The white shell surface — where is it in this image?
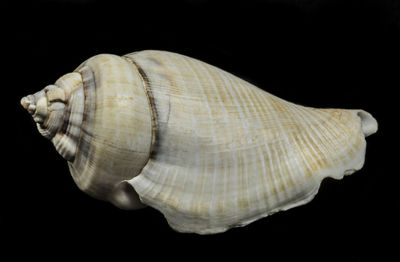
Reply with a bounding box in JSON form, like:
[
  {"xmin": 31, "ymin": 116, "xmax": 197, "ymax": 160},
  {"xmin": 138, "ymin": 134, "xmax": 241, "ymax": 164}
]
[{"xmin": 123, "ymin": 50, "xmax": 377, "ymax": 234}]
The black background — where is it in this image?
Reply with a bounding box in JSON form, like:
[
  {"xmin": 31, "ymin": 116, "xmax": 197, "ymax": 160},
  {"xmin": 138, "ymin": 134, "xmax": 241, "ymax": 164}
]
[{"xmin": 3, "ymin": 0, "xmax": 400, "ymax": 260}]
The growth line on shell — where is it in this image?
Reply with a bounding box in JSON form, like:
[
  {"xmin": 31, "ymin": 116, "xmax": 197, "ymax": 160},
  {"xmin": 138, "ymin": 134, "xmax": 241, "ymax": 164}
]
[
  {"xmin": 158, "ymin": 53, "xmax": 202, "ymax": 216},
  {"xmin": 233, "ymin": 78, "xmax": 270, "ymax": 212},
  {"xmin": 180, "ymin": 55, "xmax": 220, "ymax": 218},
  {"xmin": 268, "ymin": 97, "xmax": 309, "ymax": 189},
  {"xmin": 123, "ymin": 56, "xmax": 158, "ymax": 156},
  {"xmin": 280, "ymin": 103, "xmax": 316, "ymax": 180},
  {"xmin": 162, "ymin": 52, "xmax": 201, "ymax": 214},
  {"xmin": 258, "ymin": 93, "xmax": 303, "ymax": 197},
  {"xmin": 227, "ymin": 76, "xmax": 258, "ymax": 213},
  {"xmin": 73, "ymin": 66, "xmax": 96, "ymax": 188},
  {"xmin": 258, "ymin": 93, "xmax": 293, "ymax": 200},
  {"xmin": 207, "ymin": 67, "xmax": 241, "ymax": 217},
  {"xmin": 296, "ymin": 106, "xmax": 343, "ymax": 169},
  {"xmin": 245, "ymin": 85, "xmax": 276, "ymax": 209},
  {"xmin": 309, "ymin": 108, "xmax": 358, "ymax": 159},
  {"xmin": 299, "ymin": 107, "xmax": 346, "ymax": 167},
  {"xmin": 218, "ymin": 67, "xmax": 256, "ymax": 214},
  {"xmin": 287, "ymin": 105, "xmax": 332, "ymax": 176},
  {"xmin": 195, "ymin": 59, "xmax": 231, "ymax": 219},
  {"xmin": 246, "ymin": 85, "xmax": 296, "ymax": 207}
]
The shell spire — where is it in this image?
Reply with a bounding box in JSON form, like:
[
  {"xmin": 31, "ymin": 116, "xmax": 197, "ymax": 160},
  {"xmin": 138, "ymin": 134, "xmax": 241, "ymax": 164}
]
[
  {"xmin": 21, "ymin": 72, "xmax": 85, "ymax": 162},
  {"xmin": 21, "ymin": 84, "xmax": 67, "ymax": 140}
]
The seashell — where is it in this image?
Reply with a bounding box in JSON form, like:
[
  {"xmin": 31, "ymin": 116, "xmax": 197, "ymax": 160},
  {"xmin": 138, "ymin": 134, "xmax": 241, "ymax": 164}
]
[{"xmin": 21, "ymin": 50, "xmax": 378, "ymax": 234}]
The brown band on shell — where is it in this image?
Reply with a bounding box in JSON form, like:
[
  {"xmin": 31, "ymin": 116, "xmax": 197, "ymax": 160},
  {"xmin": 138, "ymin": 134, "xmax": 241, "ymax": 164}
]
[
  {"xmin": 59, "ymin": 101, "xmax": 72, "ymax": 135},
  {"xmin": 51, "ymin": 85, "xmax": 84, "ymax": 162},
  {"xmin": 72, "ymin": 66, "xmax": 96, "ymax": 169},
  {"xmin": 123, "ymin": 56, "xmax": 158, "ymax": 156}
]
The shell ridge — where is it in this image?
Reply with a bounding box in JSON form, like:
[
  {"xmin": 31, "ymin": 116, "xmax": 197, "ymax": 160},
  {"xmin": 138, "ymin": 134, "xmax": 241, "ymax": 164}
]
[
  {"xmin": 160, "ymin": 52, "xmax": 202, "ymax": 215},
  {"xmin": 126, "ymin": 52, "xmax": 195, "ymax": 210},
  {"xmin": 126, "ymin": 53, "xmax": 181, "ymax": 206},
  {"xmin": 212, "ymin": 61, "xmax": 248, "ymax": 222},
  {"xmin": 195, "ymin": 57, "xmax": 245, "ymax": 224},
  {"xmin": 243, "ymin": 83, "xmax": 283, "ymax": 210},
  {"xmin": 192, "ymin": 59, "xmax": 225, "ymax": 224},
  {"xmin": 223, "ymin": 73, "xmax": 265, "ymax": 216},
  {"xmin": 265, "ymin": 97, "xmax": 305, "ymax": 197},
  {"xmin": 123, "ymin": 56, "xmax": 158, "ymax": 155},
  {"xmin": 282, "ymin": 105, "xmax": 316, "ymax": 180},
  {"xmin": 256, "ymin": 93, "xmax": 290, "ymax": 202},
  {"xmin": 204, "ymin": 70, "xmax": 239, "ymax": 221},
  {"xmin": 289, "ymin": 105, "xmax": 367, "ymax": 181},
  {"xmin": 271, "ymin": 99, "xmax": 309, "ymax": 194},
  {"xmin": 75, "ymin": 66, "xmax": 96, "ymax": 163},
  {"xmin": 256, "ymin": 94, "xmax": 288, "ymax": 204},
  {"xmin": 315, "ymin": 109, "xmax": 360, "ymax": 156},
  {"xmin": 241, "ymin": 82, "xmax": 283, "ymax": 210},
  {"xmin": 297, "ymin": 108, "xmax": 342, "ymax": 167},
  {"xmin": 66, "ymin": 65, "xmax": 96, "ymax": 189},
  {"xmin": 300, "ymin": 107, "xmax": 354, "ymax": 170},
  {"xmin": 269, "ymin": 100, "xmax": 313, "ymax": 193},
  {"xmin": 230, "ymin": 72, "xmax": 262, "ymax": 215},
  {"xmin": 177, "ymin": 54, "xmax": 220, "ymax": 220},
  {"xmin": 290, "ymin": 106, "xmax": 335, "ymax": 175}
]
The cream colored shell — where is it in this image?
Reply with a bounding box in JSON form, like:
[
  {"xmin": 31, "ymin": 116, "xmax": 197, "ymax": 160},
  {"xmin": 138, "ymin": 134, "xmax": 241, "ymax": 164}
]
[{"xmin": 21, "ymin": 50, "xmax": 378, "ymax": 234}]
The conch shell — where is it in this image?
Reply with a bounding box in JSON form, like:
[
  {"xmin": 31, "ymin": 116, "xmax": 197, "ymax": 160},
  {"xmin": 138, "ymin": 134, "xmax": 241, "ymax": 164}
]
[{"xmin": 21, "ymin": 50, "xmax": 378, "ymax": 234}]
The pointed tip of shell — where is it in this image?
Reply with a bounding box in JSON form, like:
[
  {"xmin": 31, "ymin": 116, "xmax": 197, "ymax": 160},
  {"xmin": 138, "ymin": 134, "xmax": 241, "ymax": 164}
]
[
  {"xmin": 21, "ymin": 85, "xmax": 68, "ymax": 141},
  {"xmin": 21, "ymin": 95, "xmax": 36, "ymax": 114},
  {"xmin": 357, "ymin": 110, "xmax": 378, "ymax": 137},
  {"xmin": 20, "ymin": 96, "xmax": 30, "ymax": 110}
]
